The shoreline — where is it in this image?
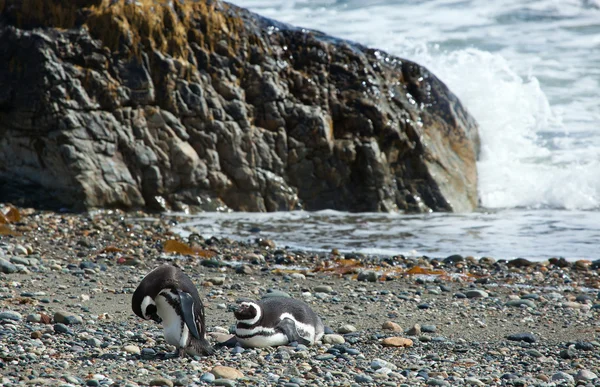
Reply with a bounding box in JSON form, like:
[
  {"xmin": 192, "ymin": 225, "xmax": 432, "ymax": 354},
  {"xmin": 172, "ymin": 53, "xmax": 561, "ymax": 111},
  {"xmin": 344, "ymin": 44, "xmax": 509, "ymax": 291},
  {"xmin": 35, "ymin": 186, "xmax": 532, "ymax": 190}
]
[
  {"xmin": 1, "ymin": 205, "xmax": 599, "ymax": 386},
  {"xmin": 164, "ymin": 208, "xmax": 600, "ymax": 263}
]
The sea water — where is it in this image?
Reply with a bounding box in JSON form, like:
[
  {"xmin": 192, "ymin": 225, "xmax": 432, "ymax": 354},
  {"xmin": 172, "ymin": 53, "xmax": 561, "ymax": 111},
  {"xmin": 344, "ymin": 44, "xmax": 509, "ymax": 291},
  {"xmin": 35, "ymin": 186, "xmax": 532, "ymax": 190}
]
[{"xmin": 179, "ymin": 0, "xmax": 600, "ymax": 261}]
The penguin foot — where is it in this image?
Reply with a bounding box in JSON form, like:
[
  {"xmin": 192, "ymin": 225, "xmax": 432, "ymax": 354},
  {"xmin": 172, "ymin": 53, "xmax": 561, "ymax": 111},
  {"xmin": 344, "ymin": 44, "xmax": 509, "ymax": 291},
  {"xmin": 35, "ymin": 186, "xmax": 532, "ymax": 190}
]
[{"xmin": 186, "ymin": 338, "xmax": 216, "ymax": 356}]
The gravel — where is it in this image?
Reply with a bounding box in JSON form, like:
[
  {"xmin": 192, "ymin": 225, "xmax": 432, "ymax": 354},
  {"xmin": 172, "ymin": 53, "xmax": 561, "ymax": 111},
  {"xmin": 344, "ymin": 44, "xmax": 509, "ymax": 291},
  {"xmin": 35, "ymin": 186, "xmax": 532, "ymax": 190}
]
[{"xmin": 1, "ymin": 206, "xmax": 599, "ymax": 386}]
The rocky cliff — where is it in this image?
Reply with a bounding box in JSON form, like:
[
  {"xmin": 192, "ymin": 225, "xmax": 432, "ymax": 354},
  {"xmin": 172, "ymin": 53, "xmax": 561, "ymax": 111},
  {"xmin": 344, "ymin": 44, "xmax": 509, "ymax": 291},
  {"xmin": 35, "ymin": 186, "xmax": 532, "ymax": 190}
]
[{"xmin": 0, "ymin": 0, "xmax": 480, "ymax": 213}]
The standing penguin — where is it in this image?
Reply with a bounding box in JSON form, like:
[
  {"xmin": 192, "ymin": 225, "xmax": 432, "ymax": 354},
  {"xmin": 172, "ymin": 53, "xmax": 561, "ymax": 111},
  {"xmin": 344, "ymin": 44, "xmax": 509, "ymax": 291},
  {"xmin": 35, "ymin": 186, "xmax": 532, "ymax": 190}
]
[
  {"xmin": 132, "ymin": 264, "xmax": 214, "ymax": 357},
  {"xmin": 233, "ymin": 296, "xmax": 324, "ymax": 348}
]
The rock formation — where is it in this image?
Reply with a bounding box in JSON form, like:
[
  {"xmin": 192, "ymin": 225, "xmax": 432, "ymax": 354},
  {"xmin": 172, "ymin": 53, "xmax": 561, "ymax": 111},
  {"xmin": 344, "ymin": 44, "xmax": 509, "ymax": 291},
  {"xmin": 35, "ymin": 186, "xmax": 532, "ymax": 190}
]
[{"xmin": 0, "ymin": 0, "xmax": 480, "ymax": 213}]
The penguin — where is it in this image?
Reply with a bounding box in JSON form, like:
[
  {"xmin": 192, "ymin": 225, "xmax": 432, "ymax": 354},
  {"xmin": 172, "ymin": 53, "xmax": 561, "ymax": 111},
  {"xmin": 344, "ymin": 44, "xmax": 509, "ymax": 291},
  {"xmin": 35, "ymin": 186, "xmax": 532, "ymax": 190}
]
[
  {"xmin": 131, "ymin": 264, "xmax": 214, "ymax": 357},
  {"xmin": 232, "ymin": 296, "xmax": 324, "ymax": 348}
]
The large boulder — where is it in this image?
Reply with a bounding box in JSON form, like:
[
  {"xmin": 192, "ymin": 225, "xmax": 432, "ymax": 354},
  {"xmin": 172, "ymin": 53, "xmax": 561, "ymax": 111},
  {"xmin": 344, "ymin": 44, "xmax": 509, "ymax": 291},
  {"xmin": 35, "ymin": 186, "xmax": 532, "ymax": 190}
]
[{"xmin": 0, "ymin": 0, "xmax": 479, "ymax": 213}]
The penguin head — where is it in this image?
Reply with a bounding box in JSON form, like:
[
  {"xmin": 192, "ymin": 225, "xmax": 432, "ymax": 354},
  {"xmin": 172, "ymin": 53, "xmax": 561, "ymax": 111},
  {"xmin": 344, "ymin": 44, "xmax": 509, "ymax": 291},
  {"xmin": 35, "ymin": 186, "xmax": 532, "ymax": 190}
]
[
  {"xmin": 132, "ymin": 292, "xmax": 162, "ymax": 323},
  {"xmin": 141, "ymin": 295, "xmax": 160, "ymax": 321},
  {"xmin": 233, "ymin": 301, "xmax": 262, "ymax": 325},
  {"xmin": 132, "ymin": 265, "xmax": 181, "ymax": 323}
]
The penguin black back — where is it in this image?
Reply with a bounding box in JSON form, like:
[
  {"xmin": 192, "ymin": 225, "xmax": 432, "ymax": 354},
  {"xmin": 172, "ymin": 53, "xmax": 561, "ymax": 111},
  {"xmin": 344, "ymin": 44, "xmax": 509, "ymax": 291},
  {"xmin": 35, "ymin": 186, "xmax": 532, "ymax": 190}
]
[
  {"xmin": 234, "ymin": 296, "xmax": 324, "ymax": 347},
  {"xmin": 132, "ymin": 264, "xmax": 213, "ymax": 356},
  {"xmin": 132, "ymin": 265, "xmax": 200, "ymax": 320}
]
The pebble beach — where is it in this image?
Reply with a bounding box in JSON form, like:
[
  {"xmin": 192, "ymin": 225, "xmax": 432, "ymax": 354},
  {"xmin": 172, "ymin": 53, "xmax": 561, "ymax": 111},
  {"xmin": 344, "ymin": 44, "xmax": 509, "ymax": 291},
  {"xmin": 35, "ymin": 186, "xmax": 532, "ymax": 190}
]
[{"xmin": 1, "ymin": 205, "xmax": 600, "ymax": 387}]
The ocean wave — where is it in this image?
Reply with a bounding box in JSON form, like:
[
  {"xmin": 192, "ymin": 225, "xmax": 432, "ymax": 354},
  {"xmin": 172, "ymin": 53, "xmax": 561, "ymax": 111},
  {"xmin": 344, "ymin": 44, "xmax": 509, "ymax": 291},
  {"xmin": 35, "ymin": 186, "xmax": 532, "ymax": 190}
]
[{"xmin": 230, "ymin": 0, "xmax": 600, "ymax": 211}]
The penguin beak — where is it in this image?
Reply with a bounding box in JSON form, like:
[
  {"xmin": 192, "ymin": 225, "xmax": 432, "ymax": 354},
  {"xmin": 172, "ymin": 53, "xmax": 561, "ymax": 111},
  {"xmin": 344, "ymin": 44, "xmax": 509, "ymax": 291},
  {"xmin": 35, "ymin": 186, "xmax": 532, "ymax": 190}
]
[
  {"xmin": 228, "ymin": 304, "xmax": 241, "ymax": 313},
  {"xmin": 150, "ymin": 313, "xmax": 162, "ymax": 323}
]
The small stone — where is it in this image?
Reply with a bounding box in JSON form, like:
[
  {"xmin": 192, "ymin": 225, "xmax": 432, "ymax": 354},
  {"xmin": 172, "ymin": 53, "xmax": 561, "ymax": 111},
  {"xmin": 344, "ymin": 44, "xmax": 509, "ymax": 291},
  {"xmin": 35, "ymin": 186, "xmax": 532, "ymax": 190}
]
[
  {"xmin": 64, "ymin": 375, "xmax": 81, "ymax": 384},
  {"xmin": 208, "ymin": 277, "xmax": 226, "ymax": 285},
  {"xmin": 0, "ymin": 258, "xmax": 17, "ymax": 274},
  {"xmin": 465, "ymin": 290, "xmax": 488, "ymax": 299},
  {"xmin": 54, "ymin": 311, "xmax": 83, "ymax": 325},
  {"xmin": 149, "ymin": 377, "xmax": 173, "ymax": 387},
  {"xmin": 521, "ymin": 293, "xmax": 540, "ymax": 300},
  {"xmin": 213, "ymin": 380, "xmax": 236, "ymax": 387},
  {"xmin": 31, "ymin": 331, "xmax": 42, "ymax": 339},
  {"xmin": 562, "ymin": 301, "xmax": 583, "ymax": 309},
  {"xmin": 406, "ymin": 324, "xmax": 421, "ymax": 336},
  {"xmin": 371, "ymin": 359, "xmax": 396, "ymax": 370},
  {"xmin": 574, "ymin": 260, "xmax": 590, "ymax": 271},
  {"xmin": 53, "ymin": 323, "xmax": 70, "ymax": 334},
  {"xmin": 87, "ymin": 337, "xmax": 102, "ymax": 347},
  {"xmin": 338, "ymin": 324, "xmax": 357, "ymax": 334},
  {"xmin": 575, "ymin": 341, "xmax": 595, "ymax": 351},
  {"xmin": 26, "ymin": 314, "xmax": 42, "ymax": 323},
  {"xmin": 123, "ymin": 345, "xmax": 140, "ymax": 355},
  {"xmin": 526, "ymin": 349, "xmax": 543, "ymax": 358},
  {"xmin": 0, "ymin": 311, "xmax": 22, "ymax": 321},
  {"xmin": 382, "ymin": 337, "xmax": 413, "ymax": 347},
  {"xmin": 174, "ymin": 377, "xmax": 189, "ymax": 386},
  {"xmin": 86, "ymin": 380, "xmax": 100, "ymax": 387},
  {"xmin": 79, "ymin": 261, "xmax": 97, "ymax": 270},
  {"xmin": 10, "ymin": 256, "xmax": 31, "ymax": 265},
  {"xmin": 507, "ymin": 258, "xmax": 534, "ymax": 268},
  {"xmin": 506, "ymin": 299, "xmax": 536, "ymax": 308},
  {"xmin": 314, "ymin": 292, "xmax": 329, "ymax": 300},
  {"xmin": 141, "ymin": 348, "xmax": 156, "ymax": 359},
  {"xmin": 357, "ymin": 271, "xmax": 379, "ymax": 282},
  {"xmin": 262, "ymin": 290, "xmax": 291, "ymax": 298},
  {"xmin": 258, "ymin": 238, "xmax": 276, "ymax": 249},
  {"xmin": 290, "ymin": 273, "xmax": 305, "ymax": 280},
  {"xmin": 421, "ymin": 325, "xmax": 436, "ymax": 333},
  {"xmin": 382, "ymin": 321, "xmax": 402, "ymax": 332},
  {"xmin": 243, "ymin": 253, "xmax": 265, "ymax": 263},
  {"xmin": 200, "ymin": 373, "xmax": 215, "ymax": 383},
  {"xmin": 315, "ymin": 354, "xmax": 336, "ymax": 360},
  {"xmin": 12, "ymin": 245, "xmax": 28, "ymax": 255},
  {"xmin": 551, "ymin": 372, "xmax": 574, "ymax": 383},
  {"xmin": 322, "ymin": 334, "xmax": 345, "ymax": 344},
  {"xmin": 537, "ymin": 374, "xmax": 550, "ymax": 382},
  {"xmin": 506, "ymin": 333, "xmax": 537, "ymax": 343},
  {"xmin": 559, "ymin": 348, "xmax": 577, "ymax": 359},
  {"xmin": 211, "ymin": 366, "xmax": 244, "ymax": 380},
  {"xmin": 575, "ymin": 369, "xmax": 597, "ymax": 381},
  {"xmin": 465, "ymin": 377, "xmax": 485, "ymax": 386},
  {"xmin": 444, "ymin": 255, "xmax": 464, "ymax": 264},
  {"xmin": 314, "ymin": 285, "xmax": 333, "ymax": 293},
  {"xmin": 235, "ymin": 265, "xmax": 253, "ymax": 275},
  {"xmin": 427, "ymin": 379, "xmax": 450, "ymax": 386},
  {"xmin": 355, "ymin": 374, "xmax": 373, "ymax": 384}
]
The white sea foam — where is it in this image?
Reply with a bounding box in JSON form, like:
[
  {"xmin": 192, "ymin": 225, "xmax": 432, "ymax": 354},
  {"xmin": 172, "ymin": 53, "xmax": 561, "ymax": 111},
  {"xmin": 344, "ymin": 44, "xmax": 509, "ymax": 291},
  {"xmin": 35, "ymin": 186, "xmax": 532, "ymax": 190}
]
[{"xmin": 229, "ymin": 0, "xmax": 600, "ymax": 210}]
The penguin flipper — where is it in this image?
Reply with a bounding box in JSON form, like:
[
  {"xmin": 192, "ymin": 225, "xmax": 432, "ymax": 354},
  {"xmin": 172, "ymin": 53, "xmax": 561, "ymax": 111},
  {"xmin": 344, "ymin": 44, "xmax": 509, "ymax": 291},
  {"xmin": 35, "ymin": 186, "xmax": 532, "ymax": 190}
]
[
  {"xmin": 178, "ymin": 290, "xmax": 202, "ymax": 340},
  {"xmin": 276, "ymin": 318, "xmax": 311, "ymax": 346}
]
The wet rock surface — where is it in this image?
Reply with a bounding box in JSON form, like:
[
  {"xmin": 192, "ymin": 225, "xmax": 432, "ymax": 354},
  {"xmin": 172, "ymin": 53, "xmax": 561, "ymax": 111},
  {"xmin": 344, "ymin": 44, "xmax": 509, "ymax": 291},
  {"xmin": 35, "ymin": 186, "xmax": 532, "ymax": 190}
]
[
  {"xmin": 0, "ymin": 205, "xmax": 599, "ymax": 385},
  {"xmin": 0, "ymin": 0, "xmax": 479, "ymax": 213}
]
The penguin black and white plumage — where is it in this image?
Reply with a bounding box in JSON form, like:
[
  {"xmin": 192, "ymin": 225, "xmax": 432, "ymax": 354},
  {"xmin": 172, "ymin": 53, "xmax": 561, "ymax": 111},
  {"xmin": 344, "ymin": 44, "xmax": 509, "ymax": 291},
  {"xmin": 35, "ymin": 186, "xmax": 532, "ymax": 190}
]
[
  {"xmin": 233, "ymin": 296, "xmax": 324, "ymax": 348},
  {"xmin": 131, "ymin": 264, "xmax": 214, "ymax": 357}
]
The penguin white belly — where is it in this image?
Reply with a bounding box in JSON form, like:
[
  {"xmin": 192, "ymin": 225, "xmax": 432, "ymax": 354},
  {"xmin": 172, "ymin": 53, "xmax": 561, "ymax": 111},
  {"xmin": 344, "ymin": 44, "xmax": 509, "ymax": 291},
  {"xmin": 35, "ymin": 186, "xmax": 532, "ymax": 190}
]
[
  {"xmin": 155, "ymin": 294, "xmax": 184, "ymax": 348},
  {"xmin": 235, "ymin": 313, "xmax": 317, "ymax": 347},
  {"xmin": 236, "ymin": 332, "xmax": 288, "ymax": 348}
]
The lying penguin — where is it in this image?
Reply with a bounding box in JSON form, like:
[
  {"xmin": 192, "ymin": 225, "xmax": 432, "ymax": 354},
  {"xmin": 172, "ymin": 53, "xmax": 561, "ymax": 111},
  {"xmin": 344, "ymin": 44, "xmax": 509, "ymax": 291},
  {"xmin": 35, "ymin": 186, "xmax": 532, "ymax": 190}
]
[
  {"xmin": 232, "ymin": 296, "xmax": 324, "ymax": 348},
  {"xmin": 131, "ymin": 264, "xmax": 214, "ymax": 357}
]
